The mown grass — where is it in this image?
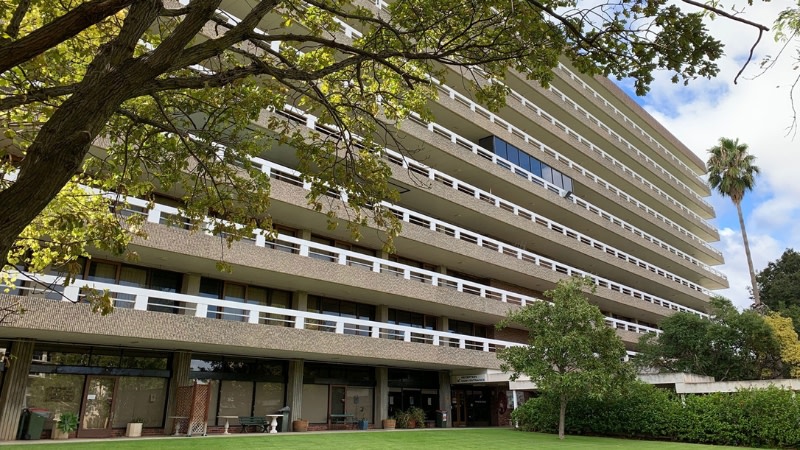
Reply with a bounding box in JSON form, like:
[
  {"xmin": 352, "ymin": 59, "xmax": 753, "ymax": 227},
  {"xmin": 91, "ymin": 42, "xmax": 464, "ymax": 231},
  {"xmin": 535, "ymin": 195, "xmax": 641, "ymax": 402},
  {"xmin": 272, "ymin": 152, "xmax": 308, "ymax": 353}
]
[{"xmin": 0, "ymin": 428, "xmax": 756, "ymax": 449}]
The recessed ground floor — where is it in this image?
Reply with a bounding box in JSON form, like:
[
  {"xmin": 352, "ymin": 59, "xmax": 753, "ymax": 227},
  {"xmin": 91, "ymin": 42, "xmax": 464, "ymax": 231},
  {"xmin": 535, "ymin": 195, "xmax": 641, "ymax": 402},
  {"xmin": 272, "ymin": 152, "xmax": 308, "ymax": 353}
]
[{"xmin": 0, "ymin": 340, "xmax": 531, "ymax": 441}]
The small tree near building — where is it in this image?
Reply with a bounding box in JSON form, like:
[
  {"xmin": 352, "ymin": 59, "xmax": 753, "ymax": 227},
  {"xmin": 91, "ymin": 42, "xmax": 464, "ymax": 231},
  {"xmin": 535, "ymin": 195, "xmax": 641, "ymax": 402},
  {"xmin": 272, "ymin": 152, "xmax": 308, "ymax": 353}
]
[{"xmin": 496, "ymin": 276, "xmax": 634, "ymax": 440}]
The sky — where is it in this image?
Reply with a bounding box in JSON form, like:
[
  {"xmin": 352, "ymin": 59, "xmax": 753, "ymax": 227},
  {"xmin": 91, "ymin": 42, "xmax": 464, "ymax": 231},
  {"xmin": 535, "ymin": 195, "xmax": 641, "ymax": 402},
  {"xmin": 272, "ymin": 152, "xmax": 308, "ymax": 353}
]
[{"xmin": 615, "ymin": 0, "xmax": 800, "ymax": 310}]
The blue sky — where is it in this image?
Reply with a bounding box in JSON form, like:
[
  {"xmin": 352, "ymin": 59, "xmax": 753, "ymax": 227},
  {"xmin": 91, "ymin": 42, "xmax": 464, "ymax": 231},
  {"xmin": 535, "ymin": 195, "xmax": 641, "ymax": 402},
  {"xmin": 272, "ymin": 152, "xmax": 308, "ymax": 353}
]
[{"xmin": 614, "ymin": 0, "xmax": 799, "ymax": 309}]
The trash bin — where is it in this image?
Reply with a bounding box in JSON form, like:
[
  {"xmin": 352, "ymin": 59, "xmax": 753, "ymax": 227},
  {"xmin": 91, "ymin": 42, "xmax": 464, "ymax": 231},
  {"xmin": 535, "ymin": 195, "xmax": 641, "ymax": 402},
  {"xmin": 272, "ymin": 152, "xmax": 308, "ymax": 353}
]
[
  {"xmin": 277, "ymin": 406, "xmax": 291, "ymax": 432},
  {"xmin": 27, "ymin": 411, "xmax": 47, "ymax": 440},
  {"xmin": 17, "ymin": 409, "xmax": 47, "ymax": 440},
  {"xmin": 435, "ymin": 410, "xmax": 448, "ymax": 428}
]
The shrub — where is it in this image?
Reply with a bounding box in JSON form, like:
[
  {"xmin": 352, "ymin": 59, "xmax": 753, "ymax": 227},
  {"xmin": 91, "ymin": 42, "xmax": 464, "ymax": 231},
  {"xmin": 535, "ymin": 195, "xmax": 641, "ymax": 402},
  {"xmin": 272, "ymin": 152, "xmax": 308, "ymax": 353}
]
[{"xmin": 513, "ymin": 383, "xmax": 800, "ymax": 448}]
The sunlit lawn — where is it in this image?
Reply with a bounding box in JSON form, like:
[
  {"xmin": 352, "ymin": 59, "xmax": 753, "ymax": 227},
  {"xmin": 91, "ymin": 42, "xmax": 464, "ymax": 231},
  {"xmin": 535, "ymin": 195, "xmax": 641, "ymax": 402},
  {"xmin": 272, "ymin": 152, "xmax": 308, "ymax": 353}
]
[{"xmin": 0, "ymin": 428, "xmax": 757, "ymax": 449}]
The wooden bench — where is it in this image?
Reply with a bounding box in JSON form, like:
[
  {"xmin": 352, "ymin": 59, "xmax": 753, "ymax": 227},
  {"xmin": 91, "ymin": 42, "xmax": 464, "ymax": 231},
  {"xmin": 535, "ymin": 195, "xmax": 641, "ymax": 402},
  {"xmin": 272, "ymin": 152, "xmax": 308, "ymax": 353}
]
[{"xmin": 238, "ymin": 416, "xmax": 268, "ymax": 433}]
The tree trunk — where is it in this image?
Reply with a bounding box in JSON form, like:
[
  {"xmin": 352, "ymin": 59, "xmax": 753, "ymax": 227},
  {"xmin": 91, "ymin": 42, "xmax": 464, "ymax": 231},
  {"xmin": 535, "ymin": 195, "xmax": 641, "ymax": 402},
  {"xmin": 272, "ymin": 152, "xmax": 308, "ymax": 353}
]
[
  {"xmin": 558, "ymin": 394, "xmax": 566, "ymax": 440},
  {"xmin": 736, "ymin": 201, "xmax": 760, "ymax": 307}
]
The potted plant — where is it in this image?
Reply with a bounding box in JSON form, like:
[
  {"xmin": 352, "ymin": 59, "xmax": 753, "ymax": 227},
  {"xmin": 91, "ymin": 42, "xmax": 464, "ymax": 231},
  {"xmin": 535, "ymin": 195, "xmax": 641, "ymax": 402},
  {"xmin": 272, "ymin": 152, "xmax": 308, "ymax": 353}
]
[
  {"xmin": 394, "ymin": 410, "xmax": 410, "ymax": 429},
  {"xmin": 357, "ymin": 407, "xmax": 368, "ymax": 430},
  {"xmin": 52, "ymin": 412, "xmax": 78, "ymax": 440},
  {"xmin": 382, "ymin": 417, "xmax": 396, "ymax": 430},
  {"xmin": 126, "ymin": 417, "xmax": 144, "ymax": 437},
  {"xmin": 408, "ymin": 406, "xmax": 426, "ymax": 429},
  {"xmin": 292, "ymin": 418, "xmax": 309, "ymax": 432}
]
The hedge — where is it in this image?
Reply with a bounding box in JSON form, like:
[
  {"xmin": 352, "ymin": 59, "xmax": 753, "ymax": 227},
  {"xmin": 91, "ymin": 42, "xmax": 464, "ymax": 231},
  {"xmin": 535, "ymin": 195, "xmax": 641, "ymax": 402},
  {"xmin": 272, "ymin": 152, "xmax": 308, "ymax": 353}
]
[{"xmin": 512, "ymin": 382, "xmax": 800, "ymax": 448}]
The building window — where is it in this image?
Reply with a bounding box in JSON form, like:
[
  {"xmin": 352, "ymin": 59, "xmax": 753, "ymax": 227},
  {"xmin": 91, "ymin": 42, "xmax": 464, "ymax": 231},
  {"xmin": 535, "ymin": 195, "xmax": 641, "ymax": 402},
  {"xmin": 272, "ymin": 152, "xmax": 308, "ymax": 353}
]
[
  {"xmin": 306, "ymin": 295, "xmax": 375, "ymax": 336},
  {"xmin": 387, "ymin": 309, "xmax": 437, "ymax": 342},
  {"xmin": 83, "ymin": 260, "xmax": 182, "ymax": 310},
  {"xmin": 479, "ymin": 136, "xmax": 574, "ymax": 193},
  {"xmin": 199, "ymin": 278, "xmax": 290, "ymax": 324}
]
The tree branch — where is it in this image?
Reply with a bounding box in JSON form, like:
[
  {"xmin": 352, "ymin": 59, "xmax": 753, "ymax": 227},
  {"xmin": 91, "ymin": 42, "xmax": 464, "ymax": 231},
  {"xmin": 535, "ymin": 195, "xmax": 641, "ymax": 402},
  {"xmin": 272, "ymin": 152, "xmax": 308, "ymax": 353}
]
[
  {"xmin": 0, "ymin": 0, "xmax": 134, "ymax": 74},
  {"xmin": 5, "ymin": 0, "xmax": 32, "ymax": 39},
  {"xmin": 0, "ymin": 84, "xmax": 78, "ymax": 111}
]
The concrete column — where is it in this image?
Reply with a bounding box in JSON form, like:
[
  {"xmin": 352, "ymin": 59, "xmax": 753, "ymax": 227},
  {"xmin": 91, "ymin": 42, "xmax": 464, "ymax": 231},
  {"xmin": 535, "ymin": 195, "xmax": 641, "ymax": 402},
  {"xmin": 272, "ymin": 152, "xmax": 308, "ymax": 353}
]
[
  {"xmin": 292, "ymin": 291, "xmax": 308, "ymax": 311},
  {"xmin": 181, "ymin": 274, "xmax": 202, "ymax": 316},
  {"xmin": 298, "ymin": 230, "xmax": 312, "ymax": 241},
  {"xmin": 438, "ymin": 316, "xmax": 449, "ymax": 332},
  {"xmin": 375, "ymin": 367, "xmax": 389, "ymax": 427},
  {"xmin": 376, "ymin": 305, "xmax": 389, "ymax": 323},
  {"xmin": 182, "ymin": 274, "xmax": 201, "ymax": 295},
  {"xmin": 438, "ymin": 370, "xmax": 452, "ymax": 428},
  {"xmin": 0, "ymin": 340, "xmax": 35, "ymax": 440},
  {"xmin": 165, "ymin": 351, "xmax": 192, "ymax": 433},
  {"xmin": 286, "ymin": 360, "xmax": 304, "ymax": 425}
]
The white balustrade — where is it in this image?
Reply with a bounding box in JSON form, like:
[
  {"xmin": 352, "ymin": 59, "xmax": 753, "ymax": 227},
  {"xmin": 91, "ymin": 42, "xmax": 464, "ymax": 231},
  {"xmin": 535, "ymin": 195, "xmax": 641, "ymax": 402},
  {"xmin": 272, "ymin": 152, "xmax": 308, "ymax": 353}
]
[
  {"xmin": 272, "ymin": 105, "xmax": 725, "ymax": 281},
  {"xmin": 121, "ymin": 190, "xmax": 706, "ymax": 319},
  {"xmin": 555, "ymin": 63, "xmax": 708, "ymax": 191},
  {"xmin": 5, "ymin": 271, "xmax": 660, "ymax": 350}
]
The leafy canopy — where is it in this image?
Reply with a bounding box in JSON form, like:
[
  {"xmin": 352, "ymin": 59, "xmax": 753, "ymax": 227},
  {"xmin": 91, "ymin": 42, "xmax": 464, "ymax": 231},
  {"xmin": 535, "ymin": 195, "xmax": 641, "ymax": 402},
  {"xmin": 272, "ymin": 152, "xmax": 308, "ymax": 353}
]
[
  {"xmin": 758, "ymin": 249, "xmax": 800, "ymax": 334},
  {"xmin": 636, "ymin": 296, "xmax": 784, "ymax": 381},
  {"xmin": 496, "ymin": 276, "xmax": 633, "ymax": 439},
  {"xmin": 0, "ymin": 0, "xmax": 730, "ymax": 304}
]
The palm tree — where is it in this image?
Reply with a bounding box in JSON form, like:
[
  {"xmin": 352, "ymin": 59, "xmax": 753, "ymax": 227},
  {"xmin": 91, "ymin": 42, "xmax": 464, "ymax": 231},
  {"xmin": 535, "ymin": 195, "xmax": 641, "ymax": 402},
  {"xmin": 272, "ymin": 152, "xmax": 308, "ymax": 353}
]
[{"xmin": 707, "ymin": 137, "xmax": 761, "ymax": 307}]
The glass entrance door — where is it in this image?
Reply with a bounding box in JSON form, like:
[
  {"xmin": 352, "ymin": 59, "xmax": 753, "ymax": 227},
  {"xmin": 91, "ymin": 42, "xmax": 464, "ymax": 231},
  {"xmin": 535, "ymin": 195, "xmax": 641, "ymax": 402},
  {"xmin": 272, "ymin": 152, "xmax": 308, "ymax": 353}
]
[
  {"xmin": 452, "ymin": 389, "xmax": 467, "ymax": 427},
  {"xmin": 78, "ymin": 376, "xmax": 118, "ymax": 438}
]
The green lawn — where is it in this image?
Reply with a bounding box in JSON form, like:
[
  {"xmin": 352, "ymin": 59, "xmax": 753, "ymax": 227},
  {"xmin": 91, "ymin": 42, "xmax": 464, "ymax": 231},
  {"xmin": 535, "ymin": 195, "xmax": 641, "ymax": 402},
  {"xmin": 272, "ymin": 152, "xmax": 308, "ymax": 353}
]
[{"xmin": 0, "ymin": 429, "xmax": 756, "ymax": 450}]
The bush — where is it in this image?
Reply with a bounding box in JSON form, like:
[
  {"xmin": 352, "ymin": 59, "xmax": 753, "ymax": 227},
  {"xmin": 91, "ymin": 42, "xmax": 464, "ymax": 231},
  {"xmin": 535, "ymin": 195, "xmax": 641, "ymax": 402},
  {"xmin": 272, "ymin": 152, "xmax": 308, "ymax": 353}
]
[{"xmin": 513, "ymin": 383, "xmax": 800, "ymax": 448}]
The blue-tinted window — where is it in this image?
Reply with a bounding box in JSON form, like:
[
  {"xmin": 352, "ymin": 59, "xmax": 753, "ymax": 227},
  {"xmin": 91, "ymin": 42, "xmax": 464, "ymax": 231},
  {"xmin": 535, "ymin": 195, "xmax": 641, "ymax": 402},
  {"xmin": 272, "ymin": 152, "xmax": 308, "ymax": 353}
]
[
  {"xmin": 494, "ymin": 138, "xmax": 507, "ymax": 159},
  {"xmin": 507, "ymin": 146, "xmax": 519, "ymax": 165},
  {"xmin": 518, "ymin": 152, "xmax": 531, "ymax": 172},
  {"xmin": 530, "ymin": 158, "xmax": 542, "ymax": 177}
]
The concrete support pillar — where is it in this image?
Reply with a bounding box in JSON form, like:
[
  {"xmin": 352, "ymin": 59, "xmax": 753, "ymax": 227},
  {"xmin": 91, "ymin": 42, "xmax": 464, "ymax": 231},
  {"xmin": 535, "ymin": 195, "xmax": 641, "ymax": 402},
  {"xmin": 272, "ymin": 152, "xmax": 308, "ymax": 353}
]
[
  {"xmin": 438, "ymin": 370, "xmax": 452, "ymax": 428},
  {"xmin": 292, "ymin": 291, "xmax": 308, "ymax": 311},
  {"xmin": 0, "ymin": 340, "xmax": 35, "ymax": 441},
  {"xmin": 165, "ymin": 351, "xmax": 192, "ymax": 434},
  {"xmin": 286, "ymin": 360, "xmax": 304, "ymax": 425},
  {"xmin": 181, "ymin": 274, "xmax": 201, "ymax": 316},
  {"xmin": 375, "ymin": 367, "xmax": 389, "ymax": 427},
  {"xmin": 376, "ymin": 305, "xmax": 389, "ymax": 323},
  {"xmin": 438, "ymin": 316, "xmax": 449, "ymax": 332},
  {"xmin": 298, "ymin": 229, "xmax": 312, "ymax": 241}
]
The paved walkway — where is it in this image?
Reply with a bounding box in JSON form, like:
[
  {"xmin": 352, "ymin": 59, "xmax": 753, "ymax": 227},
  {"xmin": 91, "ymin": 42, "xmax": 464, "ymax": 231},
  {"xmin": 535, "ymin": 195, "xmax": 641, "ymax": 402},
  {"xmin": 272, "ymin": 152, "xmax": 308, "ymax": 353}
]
[{"xmin": 1, "ymin": 427, "xmax": 495, "ymax": 446}]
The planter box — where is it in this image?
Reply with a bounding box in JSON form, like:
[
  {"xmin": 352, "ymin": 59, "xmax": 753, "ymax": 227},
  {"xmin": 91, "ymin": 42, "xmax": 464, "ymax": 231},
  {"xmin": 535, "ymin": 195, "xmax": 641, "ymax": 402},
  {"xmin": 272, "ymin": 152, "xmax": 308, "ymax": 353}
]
[
  {"xmin": 51, "ymin": 429, "xmax": 69, "ymax": 440},
  {"xmin": 382, "ymin": 419, "xmax": 396, "ymax": 430},
  {"xmin": 292, "ymin": 419, "xmax": 309, "ymax": 432},
  {"xmin": 126, "ymin": 422, "xmax": 143, "ymax": 437}
]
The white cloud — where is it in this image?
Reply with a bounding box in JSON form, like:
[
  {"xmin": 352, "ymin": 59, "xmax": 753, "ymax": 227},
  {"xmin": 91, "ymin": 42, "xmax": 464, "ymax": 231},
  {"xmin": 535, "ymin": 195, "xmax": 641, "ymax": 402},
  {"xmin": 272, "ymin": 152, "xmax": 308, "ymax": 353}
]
[{"xmin": 630, "ymin": 0, "xmax": 800, "ymax": 309}]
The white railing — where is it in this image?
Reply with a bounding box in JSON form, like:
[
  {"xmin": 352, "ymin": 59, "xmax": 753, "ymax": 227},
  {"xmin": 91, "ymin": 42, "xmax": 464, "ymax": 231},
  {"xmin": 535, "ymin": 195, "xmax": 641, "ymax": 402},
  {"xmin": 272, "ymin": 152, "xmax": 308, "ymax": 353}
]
[
  {"xmin": 359, "ymin": 0, "xmax": 718, "ymax": 242},
  {"xmin": 555, "ymin": 64, "xmax": 708, "ymax": 189},
  {"xmin": 5, "ymin": 273, "xmax": 526, "ymax": 352},
  {"xmin": 273, "ymin": 106, "xmax": 726, "ymax": 280},
  {"xmin": 113, "ymin": 192, "xmax": 705, "ymax": 320},
  {"xmin": 504, "ymin": 85, "xmax": 713, "ymax": 213},
  {"xmin": 430, "ymin": 87, "xmax": 719, "ymax": 242},
  {"xmin": 246, "ymin": 156, "xmax": 714, "ymax": 295}
]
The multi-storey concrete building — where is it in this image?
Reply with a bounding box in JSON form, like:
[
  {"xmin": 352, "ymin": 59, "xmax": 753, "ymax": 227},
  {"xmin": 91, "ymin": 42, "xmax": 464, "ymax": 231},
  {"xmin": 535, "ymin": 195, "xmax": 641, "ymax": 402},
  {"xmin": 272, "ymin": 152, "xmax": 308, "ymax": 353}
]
[{"xmin": 0, "ymin": 6, "xmax": 727, "ymax": 440}]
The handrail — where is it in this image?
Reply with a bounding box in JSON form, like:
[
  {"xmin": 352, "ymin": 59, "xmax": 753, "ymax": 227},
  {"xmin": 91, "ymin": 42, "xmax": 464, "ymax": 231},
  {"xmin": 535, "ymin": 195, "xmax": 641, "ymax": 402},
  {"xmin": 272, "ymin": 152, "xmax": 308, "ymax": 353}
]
[
  {"xmin": 359, "ymin": 0, "xmax": 718, "ymax": 242},
  {"xmin": 7, "ymin": 271, "xmax": 661, "ymax": 339},
  {"xmin": 5, "ymin": 272, "xmax": 524, "ymax": 352},
  {"xmin": 273, "ymin": 106, "xmax": 726, "ymax": 280},
  {"xmin": 555, "ymin": 63, "xmax": 708, "ymax": 188},
  {"xmin": 427, "ymin": 89, "xmax": 719, "ymax": 243},
  {"xmin": 433, "ymin": 79, "xmax": 714, "ymax": 224},
  {"xmin": 245, "ymin": 154, "xmax": 714, "ymax": 295},
  {"xmin": 115, "ymin": 191, "xmax": 708, "ymax": 319}
]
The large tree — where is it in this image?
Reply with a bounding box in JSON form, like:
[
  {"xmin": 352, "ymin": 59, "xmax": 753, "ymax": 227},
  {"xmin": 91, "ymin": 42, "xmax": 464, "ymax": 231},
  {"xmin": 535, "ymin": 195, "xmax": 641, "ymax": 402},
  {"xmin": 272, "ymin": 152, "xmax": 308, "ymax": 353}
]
[
  {"xmin": 636, "ymin": 296, "xmax": 783, "ymax": 380},
  {"xmin": 758, "ymin": 249, "xmax": 800, "ymax": 332},
  {"xmin": 496, "ymin": 276, "xmax": 634, "ymax": 440},
  {"xmin": 0, "ymin": 1, "xmax": 759, "ymax": 299},
  {"xmin": 707, "ymin": 137, "xmax": 761, "ymax": 307}
]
